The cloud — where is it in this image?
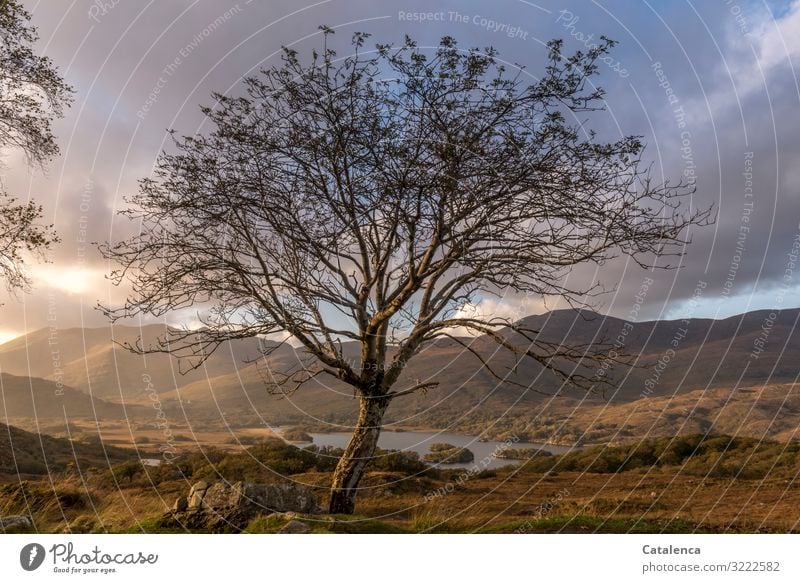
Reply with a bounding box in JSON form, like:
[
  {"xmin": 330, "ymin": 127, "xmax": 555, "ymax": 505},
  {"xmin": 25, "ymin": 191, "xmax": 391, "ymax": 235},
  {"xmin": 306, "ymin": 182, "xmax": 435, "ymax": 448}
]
[
  {"xmin": 445, "ymin": 294, "xmax": 552, "ymax": 336},
  {"xmin": 29, "ymin": 265, "xmax": 107, "ymax": 295},
  {"xmin": 754, "ymin": 0, "xmax": 800, "ymax": 71},
  {"xmin": 2, "ymin": 0, "xmax": 800, "ymax": 343}
]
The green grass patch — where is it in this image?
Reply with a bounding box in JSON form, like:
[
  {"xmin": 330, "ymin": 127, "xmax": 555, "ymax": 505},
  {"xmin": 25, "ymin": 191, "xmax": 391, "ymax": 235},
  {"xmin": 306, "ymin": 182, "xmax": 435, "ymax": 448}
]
[{"xmin": 480, "ymin": 515, "xmax": 712, "ymax": 534}]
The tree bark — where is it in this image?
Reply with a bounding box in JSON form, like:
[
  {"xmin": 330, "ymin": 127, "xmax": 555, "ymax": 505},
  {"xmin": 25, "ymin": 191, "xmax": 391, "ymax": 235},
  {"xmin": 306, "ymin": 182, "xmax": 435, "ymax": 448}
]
[{"xmin": 328, "ymin": 395, "xmax": 389, "ymax": 514}]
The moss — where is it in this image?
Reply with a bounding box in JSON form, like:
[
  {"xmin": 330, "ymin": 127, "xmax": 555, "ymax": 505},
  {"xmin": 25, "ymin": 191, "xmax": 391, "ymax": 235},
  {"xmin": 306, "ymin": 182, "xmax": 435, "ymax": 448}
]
[{"xmin": 243, "ymin": 515, "xmax": 288, "ymax": 533}]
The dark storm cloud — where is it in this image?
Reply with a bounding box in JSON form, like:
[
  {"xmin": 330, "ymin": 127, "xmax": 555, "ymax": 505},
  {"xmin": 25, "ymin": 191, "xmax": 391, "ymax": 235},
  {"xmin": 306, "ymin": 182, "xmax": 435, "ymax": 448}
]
[{"xmin": 1, "ymin": 0, "xmax": 799, "ymax": 337}]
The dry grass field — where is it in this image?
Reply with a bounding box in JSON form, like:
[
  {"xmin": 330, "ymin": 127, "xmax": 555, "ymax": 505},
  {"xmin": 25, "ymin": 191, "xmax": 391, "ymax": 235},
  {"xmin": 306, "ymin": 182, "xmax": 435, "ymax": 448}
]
[{"xmin": 4, "ymin": 431, "xmax": 800, "ymax": 534}]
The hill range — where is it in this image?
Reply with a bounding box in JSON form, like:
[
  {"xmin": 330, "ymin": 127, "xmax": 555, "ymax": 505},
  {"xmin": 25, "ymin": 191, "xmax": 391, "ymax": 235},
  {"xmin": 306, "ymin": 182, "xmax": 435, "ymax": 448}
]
[{"xmin": 1, "ymin": 308, "xmax": 799, "ymax": 443}]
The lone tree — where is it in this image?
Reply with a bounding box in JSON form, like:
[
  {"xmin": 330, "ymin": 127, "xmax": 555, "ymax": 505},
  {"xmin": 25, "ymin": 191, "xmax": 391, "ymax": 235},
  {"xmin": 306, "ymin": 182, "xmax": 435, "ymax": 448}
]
[
  {"xmin": 0, "ymin": 0, "xmax": 71, "ymax": 291},
  {"xmin": 102, "ymin": 30, "xmax": 710, "ymax": 514}
]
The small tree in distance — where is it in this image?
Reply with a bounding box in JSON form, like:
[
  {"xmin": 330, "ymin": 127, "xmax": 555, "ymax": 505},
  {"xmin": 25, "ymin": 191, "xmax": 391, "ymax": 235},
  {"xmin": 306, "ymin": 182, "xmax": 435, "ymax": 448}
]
[{"xmin": 101, "ymin": 29, "xmax": 711, "ymax": 514}]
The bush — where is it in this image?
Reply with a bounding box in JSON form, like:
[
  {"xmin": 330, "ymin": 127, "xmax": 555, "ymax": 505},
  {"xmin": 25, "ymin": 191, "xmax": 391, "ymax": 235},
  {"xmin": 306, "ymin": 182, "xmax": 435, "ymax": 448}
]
[
  {"xmin": 304, "ymin": 445, "xmax": 426, "ymax": 474},
  {"xmin": 115, "ymin": 460, "xmax": 142, "ymax": 484},
  {"xmin": 187, "ymin": 439, "xmax": 335, "ymax": 482},
  {"xmin": 371, "ymin": 449, "xmax": 427, "ymax": 473},
  {"xmin": 424, "ymin": 444, "xmax": 474, "ymax": 464},
  {"xmin": 304, "ymin": 445, "xmax": 343, "ymax": 472}
]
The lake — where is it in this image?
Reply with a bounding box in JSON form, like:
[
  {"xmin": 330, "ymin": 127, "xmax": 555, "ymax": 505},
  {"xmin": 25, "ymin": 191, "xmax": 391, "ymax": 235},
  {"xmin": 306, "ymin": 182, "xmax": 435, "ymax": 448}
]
[{"xmin": 301, "ymin": 430, "xmax": 576, "ymax": 470}]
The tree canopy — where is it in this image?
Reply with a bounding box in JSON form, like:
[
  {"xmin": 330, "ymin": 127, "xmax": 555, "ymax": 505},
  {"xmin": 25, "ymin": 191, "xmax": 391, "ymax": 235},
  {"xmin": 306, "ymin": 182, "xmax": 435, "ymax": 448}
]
[
  {"xmin": 102, "ymin": 30, "xmax": 711, "ymax": 513},
  {"xmin": 0, "ymin": 0, "xmax": 72, "ymax": 291}
]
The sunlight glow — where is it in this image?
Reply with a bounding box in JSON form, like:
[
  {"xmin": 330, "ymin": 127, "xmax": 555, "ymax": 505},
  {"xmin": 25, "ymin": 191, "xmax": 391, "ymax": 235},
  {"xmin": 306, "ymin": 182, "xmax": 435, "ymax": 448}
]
[{"xmin": 31, "ymin": 265, "xmax": 106, "ymax": 295}]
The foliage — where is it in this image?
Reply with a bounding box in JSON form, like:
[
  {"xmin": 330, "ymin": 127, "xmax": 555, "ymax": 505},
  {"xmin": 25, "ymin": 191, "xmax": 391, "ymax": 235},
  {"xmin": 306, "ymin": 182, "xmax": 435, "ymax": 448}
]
[
  {"xmin": 369, "ymin": 448, "xmax": 428, "ymax": 473},
  {"xmin": 115, "ymin": 460, "xmax": 142, "ymax": 483},
  {"xmin": 424, "ymin": 443, "xmax": 475, "ymax": 464},
  {"xmin": 125, "ymin": 440, "xmax": 431, "ymax": 484}
]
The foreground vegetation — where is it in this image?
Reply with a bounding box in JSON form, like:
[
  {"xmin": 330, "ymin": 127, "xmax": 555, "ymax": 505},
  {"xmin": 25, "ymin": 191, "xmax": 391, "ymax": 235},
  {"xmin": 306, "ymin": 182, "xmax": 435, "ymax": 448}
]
[{"xmin": 2, "ymin": 434, "xmax": 800, "ymax": 533}]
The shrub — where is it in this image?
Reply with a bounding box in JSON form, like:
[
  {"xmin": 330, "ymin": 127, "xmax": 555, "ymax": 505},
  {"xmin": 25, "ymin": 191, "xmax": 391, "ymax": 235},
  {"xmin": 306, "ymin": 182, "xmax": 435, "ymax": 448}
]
[
  {"xmin": 424, "ymin": 444, "xmax": 475, "ymax": 464},
  {"xmin": 371, "ymin": 449, "xmax": 427, "ymax": 473},
  {"xmin": 115, "ymin": 460, "xmax": 142, "ymax": 484}
]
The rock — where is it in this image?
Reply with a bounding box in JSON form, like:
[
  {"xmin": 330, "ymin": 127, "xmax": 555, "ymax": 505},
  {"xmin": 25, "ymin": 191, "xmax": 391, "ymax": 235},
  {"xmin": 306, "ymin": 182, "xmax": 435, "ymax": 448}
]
[
  {"xmin": 0, "ymin": 515, "xmax": 32, "ymax": 530},
  {"xmin": 187, "ymin": 481, "xmax": 209, "ymax": 508},
  {"xmin": 172, "ymin": 496, "xmax": 188, "ymax": 512},
  {"xmin": 165, "ymin": 481, "xmax": 321, "ymax": 532},
  {"xmin": 278, "ymin": 520, "xmax": 311, "ymax": 534}
]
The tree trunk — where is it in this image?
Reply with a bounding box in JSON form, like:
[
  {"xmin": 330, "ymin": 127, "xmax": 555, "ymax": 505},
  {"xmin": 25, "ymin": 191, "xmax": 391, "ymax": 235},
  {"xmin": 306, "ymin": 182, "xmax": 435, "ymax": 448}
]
[{"xmin": 328, "ymin": 395, "xmax": 389, "ymax": 514}]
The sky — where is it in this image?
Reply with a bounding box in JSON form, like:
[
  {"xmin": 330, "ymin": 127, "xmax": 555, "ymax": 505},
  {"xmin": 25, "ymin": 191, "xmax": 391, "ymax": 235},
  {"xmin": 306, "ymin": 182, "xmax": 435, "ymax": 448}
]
[{"xmin": 1, "ymin": 0, "xmax": 799, "ymax": 341}]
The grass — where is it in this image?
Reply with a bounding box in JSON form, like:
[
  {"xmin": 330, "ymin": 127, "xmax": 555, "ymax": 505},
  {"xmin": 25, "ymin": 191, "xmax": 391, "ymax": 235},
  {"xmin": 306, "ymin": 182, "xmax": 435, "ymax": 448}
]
[
  {"xmin": 116, "ymin": 516, "xmax": 196, "ymax": 534},
  {"xmin": 244, "ymin": 514, "xmax": 408, "ymax": 534},
  {"xmin": 5, "ymin": 434, "xmax": 800, "ymax": 533},
  {"xmin": 479, "ymin": 516, "xmax": 711, "ymax": 534}
]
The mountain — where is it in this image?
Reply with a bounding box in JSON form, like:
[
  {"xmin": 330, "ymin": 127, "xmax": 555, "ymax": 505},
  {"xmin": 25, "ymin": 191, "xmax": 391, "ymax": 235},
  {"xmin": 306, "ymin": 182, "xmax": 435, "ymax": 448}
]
[
  {"xmin": 0, "ymin": 324, "xmax": 267, "ymax": 399},
  {"xmin": 1, "ymin": 308, "xmax": 799, "ymax": 427},
  {"xmin": 509, "ymin": 308, "xmax": 800, "ymax": 398},
  {"xmin": 0, "ymin": 373, "xmax": 139, "ymax": 420}
]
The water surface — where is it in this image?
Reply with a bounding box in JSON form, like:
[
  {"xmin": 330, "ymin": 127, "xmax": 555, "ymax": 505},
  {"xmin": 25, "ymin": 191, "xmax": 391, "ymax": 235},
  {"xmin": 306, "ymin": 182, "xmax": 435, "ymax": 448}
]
[{"xmin": 304, "ymin": 430, "xmax": 575, "ymax": 470}]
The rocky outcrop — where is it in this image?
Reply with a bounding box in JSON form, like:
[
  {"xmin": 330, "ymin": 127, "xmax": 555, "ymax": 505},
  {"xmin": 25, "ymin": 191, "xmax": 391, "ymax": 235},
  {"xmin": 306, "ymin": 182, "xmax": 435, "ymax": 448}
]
[
  {"xmin": 0, "ymin": 515, "xmax": 32, "ymax": 531},
  {"xmin": 165, "ymin": 480, "xmax": 321, "ymax": 532}
]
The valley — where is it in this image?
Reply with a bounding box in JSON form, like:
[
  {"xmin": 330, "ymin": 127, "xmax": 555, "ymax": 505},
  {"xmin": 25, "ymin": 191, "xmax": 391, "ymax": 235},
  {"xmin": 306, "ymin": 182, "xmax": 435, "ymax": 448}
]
[{"xmin": 3, "ymin": 307, "xmax": 800, "ymax": 533}]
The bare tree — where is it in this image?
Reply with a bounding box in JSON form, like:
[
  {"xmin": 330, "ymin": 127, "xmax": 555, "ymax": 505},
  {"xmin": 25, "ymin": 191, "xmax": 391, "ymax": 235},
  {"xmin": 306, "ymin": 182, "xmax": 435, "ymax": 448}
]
[
  {"xmin": 0, "ymin": 0, "xmax": 72, "ymax": 291},
  {"xmin": 101, "ymin": 30, "xmax": 711, "ymax": 514}
]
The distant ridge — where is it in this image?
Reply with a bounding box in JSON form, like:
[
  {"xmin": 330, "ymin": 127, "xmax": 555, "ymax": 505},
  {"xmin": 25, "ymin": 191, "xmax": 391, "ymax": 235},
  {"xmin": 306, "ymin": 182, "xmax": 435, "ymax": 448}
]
[{"xmin": 0, "ymin": 309, "xmax": 799, "ymax": 426}]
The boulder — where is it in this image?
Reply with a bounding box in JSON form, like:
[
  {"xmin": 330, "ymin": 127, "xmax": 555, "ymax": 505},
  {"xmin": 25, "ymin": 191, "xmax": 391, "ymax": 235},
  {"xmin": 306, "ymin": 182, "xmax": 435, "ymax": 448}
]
[
  {"xmin": 172, "ymin": 496, "xmax": 188, "ymax": 512},
  {"xmin": 0, "ymin": 515, "xmax": 32, "ymax": 530},
  {"xmin": 165, "ymin": 480, "xmax": 321, "ymax": 532},
  {"xmin": 187, "ymin": 481, "xmax": 209, "ymax": 508}
]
